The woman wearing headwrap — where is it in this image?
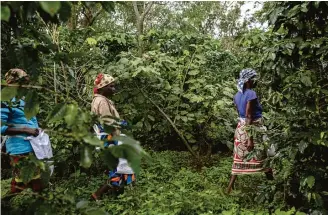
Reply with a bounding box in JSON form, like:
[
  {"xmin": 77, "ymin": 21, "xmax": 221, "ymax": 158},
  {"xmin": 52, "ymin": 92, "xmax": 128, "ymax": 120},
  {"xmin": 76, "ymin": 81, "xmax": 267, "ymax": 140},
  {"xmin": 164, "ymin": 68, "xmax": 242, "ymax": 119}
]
[
  {"xmin": 227, "ymin": 69, "xmax": 273, "ymax": 194},
  {"xmin": 1, "ymin": 68, "xmax": 43, "ymax": 193},
  {"xmin": 91, "ymin": 73, "xmax": 135, "ymax": 201}
]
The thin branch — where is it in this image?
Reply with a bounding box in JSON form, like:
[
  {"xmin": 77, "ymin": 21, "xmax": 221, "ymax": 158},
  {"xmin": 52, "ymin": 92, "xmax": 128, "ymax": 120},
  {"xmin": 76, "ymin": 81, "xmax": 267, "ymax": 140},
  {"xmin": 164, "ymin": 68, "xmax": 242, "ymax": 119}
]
[
  {"xmin": 133, "ymin": 1, "xmax": 140, "ymax": 21},
  {"xmin": 136, "ymin": 86, "xmax": 198, "ymax": 158},
  {"xmin": 141, "ymin": 2, "xmax": 154, "ymax": 20},
  {"xmin": 89, "ymin": 8, "xmax": 103, "ymax": 26}
]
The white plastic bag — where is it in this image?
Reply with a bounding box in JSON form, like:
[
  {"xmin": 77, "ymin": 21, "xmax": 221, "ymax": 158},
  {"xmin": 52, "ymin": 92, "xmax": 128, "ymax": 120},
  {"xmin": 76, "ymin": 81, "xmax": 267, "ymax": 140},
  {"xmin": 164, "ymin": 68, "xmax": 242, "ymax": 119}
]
[
  {"xmin": 26, "ymin": 129, "xmax": 54, "ymax": 175},
  {"xmin": 115, "ymin": 138, "xmax": 134, "ymax": 174},
  {"xmin": 26, "ymin": 130, "xmax": 53, "ymax": 159}
]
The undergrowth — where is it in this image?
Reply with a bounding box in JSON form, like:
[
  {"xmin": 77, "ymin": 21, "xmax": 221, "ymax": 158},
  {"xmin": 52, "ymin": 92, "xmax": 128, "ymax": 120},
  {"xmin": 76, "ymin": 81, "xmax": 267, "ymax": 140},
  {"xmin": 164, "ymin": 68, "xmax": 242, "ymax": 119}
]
[{"xmin": 1, "ymin": 151, "xmax": 299, "ymax": 215}]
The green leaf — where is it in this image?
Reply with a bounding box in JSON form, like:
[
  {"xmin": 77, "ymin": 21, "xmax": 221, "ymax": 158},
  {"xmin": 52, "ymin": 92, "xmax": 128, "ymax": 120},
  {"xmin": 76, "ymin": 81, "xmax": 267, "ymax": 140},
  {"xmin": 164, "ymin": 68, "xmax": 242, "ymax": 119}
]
[
  {"xmin": 320, "ymin": 132, "xmax": 325, "ymax": 139},
  {"xmin": 306, "ymin": 176, "xmax": 315, "ymax": 188},
  {"xmin": 40, "ymin": 2, "xmax": 61, "ymax": 17},
  {"xmin": 298, "ymin": 141, "xmax": 308, "ymax": 153},
  {"xmin": 120, "ymin": 58, "xmax": 129, "ymax": 65},
  {"xmin": 76, "ymin": 200, "xmax": 89, "ymax": 209},
  {"xmin": 301, "ymin": 2, "xmax": 309, "ymax": 12},
  {"xmin": 24, "ymin": 90, "xmax": 40, "ymax": 120},
  {"xmin": 64, "ymin": 104, "xmax": 78, "ymax": 126},
  {"xmin": 86, "ymin": 38, "xmax": 97, "ymax": 45},
  {"xmin": 147, "ymin": 115, "xmax": 155, "ymax": 121},
  {"xmin": 110, "ymin": 136, "xmax": 149, "ymax": 175},
  {"xmin": 21, "ymin": 163, "xmax": 37, "ymax": 184},
  {"xmin": 83, "ymin": 135, "xmax": 103, "ymax": 147},
  {"xmin": 1, "ymin": 87, "xmax": 17, "ymax": 101},
  {"xmin": 80, "ymin": 146, "xmax": 92, "ymax": 168},
  {"xmin": 300, "ymin": 75, "xmax": 312, "ymax": 86},
  {"xmin": 47, "ymin": 104, "xmax": 67, "ymax": 123},
  {"xmin": 101, "ymin": 149, "xmax": 119, "ymax": 170},
  {"xmin": 188, "ymin": 70, "xmax": 200, "ymax": 76},
  {"xmin": 1, "ymin": 5, "xmax": 10, "ymax": 22}
]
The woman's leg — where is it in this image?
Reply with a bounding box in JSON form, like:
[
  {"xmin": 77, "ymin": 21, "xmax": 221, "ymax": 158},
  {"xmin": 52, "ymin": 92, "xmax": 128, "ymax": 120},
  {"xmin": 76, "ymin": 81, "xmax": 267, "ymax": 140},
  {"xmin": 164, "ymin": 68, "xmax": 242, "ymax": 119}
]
[
  {"xmin": 92, "ymin": 183, "xmax": 111, "ymax": 200},
  {"xmin": 227, "ymin": 175, "xmax": 237, "ymax": 194}
]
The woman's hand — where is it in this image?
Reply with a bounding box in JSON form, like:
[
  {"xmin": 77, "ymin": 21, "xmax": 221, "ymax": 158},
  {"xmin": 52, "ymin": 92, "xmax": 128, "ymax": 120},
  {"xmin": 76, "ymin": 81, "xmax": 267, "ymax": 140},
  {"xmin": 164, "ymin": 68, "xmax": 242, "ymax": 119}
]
[
  {"xmin": 247, "ymin": 139, "xmax": 254, "ymax": 151},
  {"xmin": 24, "ymin": 128, "xmax": 39, "ymax": 137}
]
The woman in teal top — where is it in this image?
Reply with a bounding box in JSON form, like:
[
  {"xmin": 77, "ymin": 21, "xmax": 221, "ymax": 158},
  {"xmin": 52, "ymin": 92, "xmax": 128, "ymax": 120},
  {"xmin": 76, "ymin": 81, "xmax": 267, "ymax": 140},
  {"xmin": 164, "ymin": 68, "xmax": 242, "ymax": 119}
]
[
  {"xmin": 1, "ymin": 98, "xmax": 39, "ymax": 154},
  {"xmin": 1, "ymin": 68, "xmax": 42, "ymax": 193}
]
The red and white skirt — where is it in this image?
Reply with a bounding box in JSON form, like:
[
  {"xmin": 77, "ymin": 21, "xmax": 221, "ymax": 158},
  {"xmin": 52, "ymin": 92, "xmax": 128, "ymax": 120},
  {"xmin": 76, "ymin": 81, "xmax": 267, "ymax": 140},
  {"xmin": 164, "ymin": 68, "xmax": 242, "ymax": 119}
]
[{"xmin": 231, "ymin": 118, "xmax": 267, "ymax": 175}]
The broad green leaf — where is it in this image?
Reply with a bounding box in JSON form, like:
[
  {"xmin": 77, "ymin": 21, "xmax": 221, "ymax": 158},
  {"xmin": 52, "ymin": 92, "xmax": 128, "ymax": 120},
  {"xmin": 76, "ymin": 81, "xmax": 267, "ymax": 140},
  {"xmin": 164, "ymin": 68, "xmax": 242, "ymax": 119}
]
[
  {"xmin": 86, "ymin": 38, "xmax": 97, "ymax": 45},
  {"xmin": 83, "ymin": 135, "xmax": 103, "ymax": 147},
  {"xmin": 306, "ymin": 175, "xmax": 315, "ymax": 188},
  {"xmin": 76, "ymin": 200, "xmax": 89, "ymax": 209},
  {"xmin": 101, "ymin": 149, "xmax": 119, "ymax": 170},
  {"xmin": 24, "ymin": 90, "xmax": 40, "ymax": 120},
  {"xmin": 47, "ymin": 103, "xmax": 67, "ymax": 123},
  {"xmin": 308, "ymin": 192, "xmax": 312, "ymax": 202},
  {"xmin": 147, "ymin": 115, "xmax": 155, "ymax": 121},
  {"xmin": 110, "ymin": 135, "xmax": 149, "ymax": 174},
  {"xmin": 301, "ymin": 2, "xmax": 309, "ymax": 12},
  {"xmin": 21, "ymin": 163, "xmax": 37, "ymax": 184},
  {"xmin": 188, "ymin": 70, "xmax": 200, "ymax": 75},
  {"xmin": 300, "ymin": 75, "xmax": 312, "ymax": 86},
  {"xmin": 313, "ymin": 193, "xmax": 323, "ymax": 206},
  {"xmin": 64, "ymin": 104, "xmax": 78, "ymax": 126},
  {"xmin": 320, "ymin": 132, "xmax": 325, "ymax": 139},
  {"xmin": 1, "ymin": 87, "xmax": 17, "ymax": 101},
  {"xmin": 80, "ymin": 146, "xmax": 92, "ymax": 168},
  {"xmin": 40, "ymin": 1, "xmax": 61, "ymax": 17},
  {"xmin": 1, "ymin": 5, "xmax": 10, "ymax": 22},
  {"xmin": 120, "ymin": 58, "xmax": 129, "ymax": 65}
]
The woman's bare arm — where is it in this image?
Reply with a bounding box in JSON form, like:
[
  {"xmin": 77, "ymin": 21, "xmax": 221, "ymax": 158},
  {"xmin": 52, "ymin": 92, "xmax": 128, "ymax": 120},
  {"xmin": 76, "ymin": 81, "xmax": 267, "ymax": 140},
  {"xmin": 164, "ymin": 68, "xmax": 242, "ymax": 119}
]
[{"xmin": 4, "ymin": 127, "xmax": 39, "ymax": 136}]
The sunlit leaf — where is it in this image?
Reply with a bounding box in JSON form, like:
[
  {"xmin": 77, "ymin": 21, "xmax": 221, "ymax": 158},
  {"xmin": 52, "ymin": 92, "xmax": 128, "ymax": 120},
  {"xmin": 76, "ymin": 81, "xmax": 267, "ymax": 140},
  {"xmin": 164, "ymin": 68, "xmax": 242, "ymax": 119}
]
[
  {"xmin": 40, "ymin": 1, "xmax": 61, "ymax": 17},
  {"xmin": 76, "ymin": 200, "xmax": 89, "ymax": 209},
  {"xmin": 64, "ymin": 104, "xmax": 78, "ymax": 126},
  {"xmin": 110, "ymin": 135, "xmax": 150, "ymax": 175},
  {"xmin": 306, "ymin": 175, "xmax": 315, "ymax": 188},
  {"xmin": 188, "ymin": 70, "xmax": 200, "ymax": 75},
  {"xmin": 1, "ymin": 87, "xmax": 17, "ymax": 101},
  {"xmin": 24, "ymin": 90, "xmax": 40, "ymax": 120},
  {"xmin": 80, "ymin": 146, "xmax": 92, "ymax": 168},
  {"xmin": 1, "ymin": 5, "xmax": 10, "ymax": 22},
  {"xmin": 86, "ymin": 38, "xmax": 97, "ymax": 46},
  {"xmin": 83, "ymin": 135, "xmax": 103, "ymax": 147}
]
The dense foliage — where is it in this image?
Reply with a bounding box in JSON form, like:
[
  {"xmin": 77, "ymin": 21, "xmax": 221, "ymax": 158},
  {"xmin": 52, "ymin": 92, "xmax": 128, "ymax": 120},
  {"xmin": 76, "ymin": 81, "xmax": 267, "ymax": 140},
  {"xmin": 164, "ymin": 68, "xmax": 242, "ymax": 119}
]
[{"xmin": 1, "ymin": 1, "xmax": 327, "ymax": 214}]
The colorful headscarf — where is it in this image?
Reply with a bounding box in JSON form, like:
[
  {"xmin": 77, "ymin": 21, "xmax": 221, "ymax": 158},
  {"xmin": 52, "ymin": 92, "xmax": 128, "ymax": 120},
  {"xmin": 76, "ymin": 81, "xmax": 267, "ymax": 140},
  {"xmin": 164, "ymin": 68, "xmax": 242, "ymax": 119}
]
[
  {"xmin": 237, "ymin": 68, "xmax": 257, "ymax": 93},
  {"xmin": 93, "ymin": 73, "xmax": 116, "ymax": 94},
  {"xmin": 5, "ymin": 68, "xmax": 29, "ymax": 84}
]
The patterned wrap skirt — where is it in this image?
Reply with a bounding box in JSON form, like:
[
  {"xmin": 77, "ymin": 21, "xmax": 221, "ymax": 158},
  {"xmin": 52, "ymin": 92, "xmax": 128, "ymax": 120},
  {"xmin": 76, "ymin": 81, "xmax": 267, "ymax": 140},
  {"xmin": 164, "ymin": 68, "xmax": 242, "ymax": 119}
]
[
  {"xmin": 231, "ymin": 118, "xmax": 268, "ymax": 175},
  {"xmin": 96, "ymin": 124, "xmax": 136, "ymax": 188}
]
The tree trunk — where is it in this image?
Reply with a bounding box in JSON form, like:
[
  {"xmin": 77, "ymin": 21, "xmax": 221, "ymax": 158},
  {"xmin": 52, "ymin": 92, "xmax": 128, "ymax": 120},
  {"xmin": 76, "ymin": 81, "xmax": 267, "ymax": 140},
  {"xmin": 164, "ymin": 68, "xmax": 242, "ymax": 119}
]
[{"xmin": 133, "ymin": 1, "xmax": 154, "ymax": 56}]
